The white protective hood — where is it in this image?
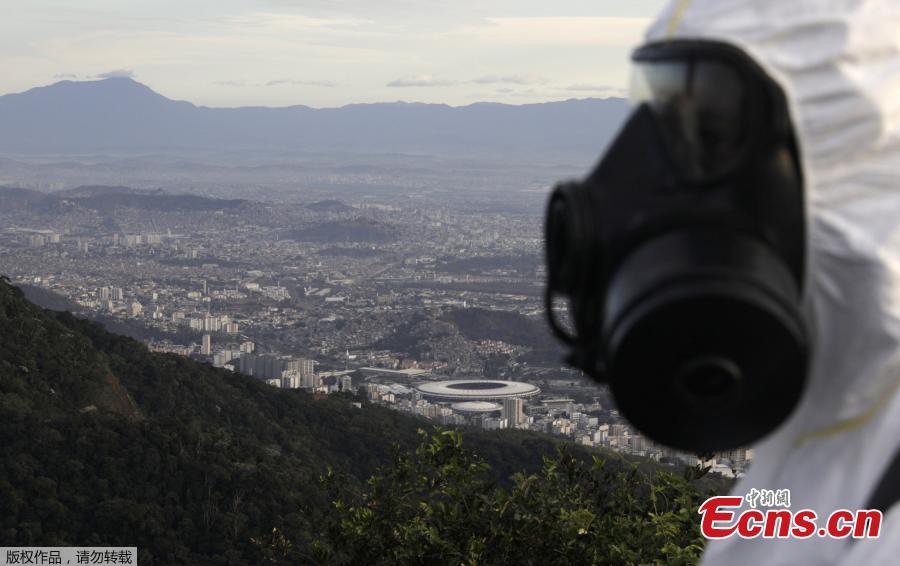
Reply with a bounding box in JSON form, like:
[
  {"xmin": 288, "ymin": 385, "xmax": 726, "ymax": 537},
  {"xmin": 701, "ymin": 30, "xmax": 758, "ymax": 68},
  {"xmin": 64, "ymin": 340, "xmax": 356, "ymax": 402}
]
[{"xmin": 643, "ymin": 1, "xmax": 900, "ymax": 564}]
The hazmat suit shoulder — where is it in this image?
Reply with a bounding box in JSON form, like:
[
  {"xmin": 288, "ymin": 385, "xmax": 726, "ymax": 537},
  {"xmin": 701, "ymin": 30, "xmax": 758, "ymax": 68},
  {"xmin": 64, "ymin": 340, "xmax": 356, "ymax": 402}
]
[{"xmin": 645, "ymin": 1, "xmax": 900, "ymax": 564}]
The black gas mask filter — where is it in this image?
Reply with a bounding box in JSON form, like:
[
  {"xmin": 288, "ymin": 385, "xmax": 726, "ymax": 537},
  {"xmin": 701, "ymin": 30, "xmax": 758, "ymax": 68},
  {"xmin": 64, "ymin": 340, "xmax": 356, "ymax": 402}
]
[{"xmin": 544, "ymin": 40, "xmax": 809, "ymax": 453}]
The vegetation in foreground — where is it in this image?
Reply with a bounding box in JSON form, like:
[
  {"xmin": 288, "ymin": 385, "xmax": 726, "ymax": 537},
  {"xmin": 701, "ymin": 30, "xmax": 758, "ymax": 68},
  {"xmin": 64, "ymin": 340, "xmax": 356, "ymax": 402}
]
[
  {"xmin": 0, "ymin": 277, "xmax": 716, "ymax": 564},
  {"xmin": 305, "ymin": 428, "xmax": 708, "ymax": 566}
]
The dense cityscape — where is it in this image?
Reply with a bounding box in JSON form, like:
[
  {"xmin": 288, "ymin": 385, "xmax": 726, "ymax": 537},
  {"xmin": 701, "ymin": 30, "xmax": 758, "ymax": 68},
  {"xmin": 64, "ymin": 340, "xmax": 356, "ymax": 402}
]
[{"xmin": 0, "ymin": 182, "xmax": 750, "ymax": 476}]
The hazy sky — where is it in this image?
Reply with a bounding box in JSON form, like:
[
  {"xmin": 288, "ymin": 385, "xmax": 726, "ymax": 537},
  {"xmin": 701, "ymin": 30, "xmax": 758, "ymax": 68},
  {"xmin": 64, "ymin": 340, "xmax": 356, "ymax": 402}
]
[{"xmin": 1, "ymin": 0, "xmax": 668, "ymax": 108}]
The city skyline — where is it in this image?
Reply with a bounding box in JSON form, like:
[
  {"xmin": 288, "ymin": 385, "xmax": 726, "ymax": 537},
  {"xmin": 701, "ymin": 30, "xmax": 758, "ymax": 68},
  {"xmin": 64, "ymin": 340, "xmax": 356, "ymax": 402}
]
[{"xmin": 0, "ymin": 180, "xmax": 753, "ymax": 478}]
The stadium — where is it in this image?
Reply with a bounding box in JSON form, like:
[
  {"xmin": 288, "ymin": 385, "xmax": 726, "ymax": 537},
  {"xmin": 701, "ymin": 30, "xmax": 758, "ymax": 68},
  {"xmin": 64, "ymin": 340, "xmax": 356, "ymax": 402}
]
[
  {"xmin": 450, "ymin": 401, "xmax": 503, "ymax": 414},
  {"xmin": 416, "ymin": 380, "xmax": 540, "ymax": 402}
]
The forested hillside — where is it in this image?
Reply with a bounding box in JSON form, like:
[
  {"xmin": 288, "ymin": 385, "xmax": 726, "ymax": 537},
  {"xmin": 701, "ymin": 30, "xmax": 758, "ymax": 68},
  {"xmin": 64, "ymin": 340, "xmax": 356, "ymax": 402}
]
[
  {"xmin": 0, "ymin": 278, "xmax": 715, "ymax": 564},
  {"xmin": 0, "ymin": 278, "xmax": 568, "ymax": 562}
]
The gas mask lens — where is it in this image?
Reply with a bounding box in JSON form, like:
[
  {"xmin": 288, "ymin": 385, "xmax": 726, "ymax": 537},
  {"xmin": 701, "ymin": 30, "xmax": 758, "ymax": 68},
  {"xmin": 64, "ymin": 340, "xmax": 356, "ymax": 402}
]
[{"xmin": 629, "ymin": 58, "xmax": 748, "ymax": 181}]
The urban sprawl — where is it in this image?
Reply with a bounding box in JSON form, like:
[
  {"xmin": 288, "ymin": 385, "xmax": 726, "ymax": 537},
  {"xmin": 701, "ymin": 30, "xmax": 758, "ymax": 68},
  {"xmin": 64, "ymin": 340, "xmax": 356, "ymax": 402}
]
[{"xmin": 0, "ymin": 184, "xmax": 751, "ymax": 477}]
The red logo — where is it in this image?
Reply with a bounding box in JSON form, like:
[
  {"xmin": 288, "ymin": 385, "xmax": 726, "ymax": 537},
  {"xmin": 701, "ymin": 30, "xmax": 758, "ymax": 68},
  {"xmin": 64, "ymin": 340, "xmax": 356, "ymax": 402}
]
[{"xmin": 698, "ymin": 492, "xmax": 882, "ymax": 540}]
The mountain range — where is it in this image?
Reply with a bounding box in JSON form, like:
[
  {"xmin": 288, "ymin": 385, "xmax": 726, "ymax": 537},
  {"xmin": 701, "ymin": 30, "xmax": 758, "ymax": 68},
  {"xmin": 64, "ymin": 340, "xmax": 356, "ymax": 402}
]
[
  {"xmin": 0, "ymin": 185, "xmax": 245, "ymax": 214},
  {"xmin": 0, "ymin": 78, "xmax": 627, "ymax": 159}
]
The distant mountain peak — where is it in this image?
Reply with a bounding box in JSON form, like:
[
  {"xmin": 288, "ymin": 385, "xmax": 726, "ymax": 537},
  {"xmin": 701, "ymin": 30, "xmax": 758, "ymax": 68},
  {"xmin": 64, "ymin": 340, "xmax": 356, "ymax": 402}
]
[
  {"xmin": 0, "ymin": 78, "xmax": 628, "ymax": 158},
  {"xmin": 7, "ymin": 76, "xmax": 170, "ymax": 100}
]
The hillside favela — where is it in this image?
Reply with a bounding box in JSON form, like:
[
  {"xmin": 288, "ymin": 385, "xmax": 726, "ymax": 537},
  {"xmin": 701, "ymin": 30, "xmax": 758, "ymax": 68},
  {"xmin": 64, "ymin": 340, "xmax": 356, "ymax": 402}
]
[{"xmin": 0, "ymin": 2, "xmax": 768, "ymax": 565}]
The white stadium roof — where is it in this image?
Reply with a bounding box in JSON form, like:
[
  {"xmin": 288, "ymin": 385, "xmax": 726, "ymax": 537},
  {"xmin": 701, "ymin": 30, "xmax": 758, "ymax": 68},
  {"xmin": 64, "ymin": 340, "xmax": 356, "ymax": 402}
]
[
  {"xmin": 450, "ymin": 401, "xmax": 503, "ymax": 413},
  {"xmin": 416, "ymin": 380, "xmax": 540, "ymax": 401}
]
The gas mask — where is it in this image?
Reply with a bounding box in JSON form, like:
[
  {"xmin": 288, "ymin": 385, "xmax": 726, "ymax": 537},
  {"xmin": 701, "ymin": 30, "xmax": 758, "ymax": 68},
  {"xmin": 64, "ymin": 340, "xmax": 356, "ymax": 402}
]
[{"xmin": 544, "ymin": 40, "xmax": 809, "ymax": 453}]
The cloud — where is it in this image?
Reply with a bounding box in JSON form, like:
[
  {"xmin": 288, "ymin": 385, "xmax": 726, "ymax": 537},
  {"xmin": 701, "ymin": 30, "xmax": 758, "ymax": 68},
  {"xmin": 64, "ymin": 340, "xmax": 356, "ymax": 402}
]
[
  {"xmin": 215, "ymin": 79, "xmax": 249, "ymax": 87},
  {"xmin": 447, "ymin": 17, "xmax": 650, "ymax": 47},
  {"xmin": 387, "ymin": 75, "xmax": 457, "ymax": 87},
  {"xmin": 94, "ymin": 69, "xmax": 135, "ymax": 79},
  {"xmin": 264, "ymin": 78, "xmax": 338, "ymax": 87},
  {"xmin": 53, "ymin": 73, "xmax": 79, "ymax": 80},
  {"xmin": 472, "ymin": 74, "xmax": 548, "ymax": 85},
  {"xmin": 225, "ymin": 12, "xmax": 370, "ymax": 31},
  {"xmin": 565, "ymin": 83, "xmax": 626, "ymax": 97},
  {"xmin": 215, "ymin": 78, "xmax": 338, "ymax": 88},
  {"xmin": 481, "ymin": 87, "xmax": 569, "ymax": 100}
]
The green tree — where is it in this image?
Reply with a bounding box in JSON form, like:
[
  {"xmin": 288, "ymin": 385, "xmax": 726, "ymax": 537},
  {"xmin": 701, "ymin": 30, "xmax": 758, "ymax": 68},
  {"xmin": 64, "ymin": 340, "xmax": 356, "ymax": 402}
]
[{"xmin": 313, "ymin": 428, "xmax": 708, "ymax": 566}]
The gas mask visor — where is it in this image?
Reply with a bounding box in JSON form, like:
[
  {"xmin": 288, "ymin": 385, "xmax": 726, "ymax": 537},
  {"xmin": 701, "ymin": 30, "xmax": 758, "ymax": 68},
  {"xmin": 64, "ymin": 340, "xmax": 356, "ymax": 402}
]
[
  {"xmin": 629, "ymin": 43, "xmax": 751, "ymax": 183},
  {"xmin": 544, "ymin": 40, "xmax": 808, "ymax": 453}
]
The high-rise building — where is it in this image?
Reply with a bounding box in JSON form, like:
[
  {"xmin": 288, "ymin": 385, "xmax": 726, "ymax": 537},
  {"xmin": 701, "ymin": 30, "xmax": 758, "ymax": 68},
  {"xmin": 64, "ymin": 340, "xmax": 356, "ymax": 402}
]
[
  {"xmin": 285, "ymin": 358, "xmax": 315, "ymax": 376},
  {"xmin": 629, "ymin": 434, "xmax": 647, "ymax": 454},
  {"xmin": 301, "ymin": 372, "xmax": 320, "ymax": 389},
  {"xmin": 201, "ymin": 334, "xmax": 212, "ymax": 356},
  {"xmin": 594, "ymin": 424, "xmax": 610, "ymax": 444},
  {"xmin": 202, "ymin": 314, "xmax": 219, "ymax": 332},
  {"xmin": 239, "ymin": 354, "xmax": 285, "ymax": 379},
  {"xmin": 261, "ymin": 356, "xmax": 284, "ymax": 379},
  {"xmin": 503, "ymin": 398, "xmax": 525, "ymax": 428},
  {"xmin": 129, "ymin": 301, "xmax": 143, "ymax": 318},
  {"xmin": 239, "ymin": 353, "xmax": 256, "ymax": 376},
  {"xmin": 483, "ymin": 417, "xmax": 508, "ymax": 431},
  {"xmin": 212, "ymin": 350, "xmax": 234, "ymax": 367}
]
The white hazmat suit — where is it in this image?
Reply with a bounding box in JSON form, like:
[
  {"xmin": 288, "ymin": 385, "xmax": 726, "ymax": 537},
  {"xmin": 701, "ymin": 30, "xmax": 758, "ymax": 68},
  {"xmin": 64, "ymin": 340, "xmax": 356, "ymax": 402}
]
[{"xmin": 642, "ymin": 0, "xmax": 900, "ymax": 564}]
